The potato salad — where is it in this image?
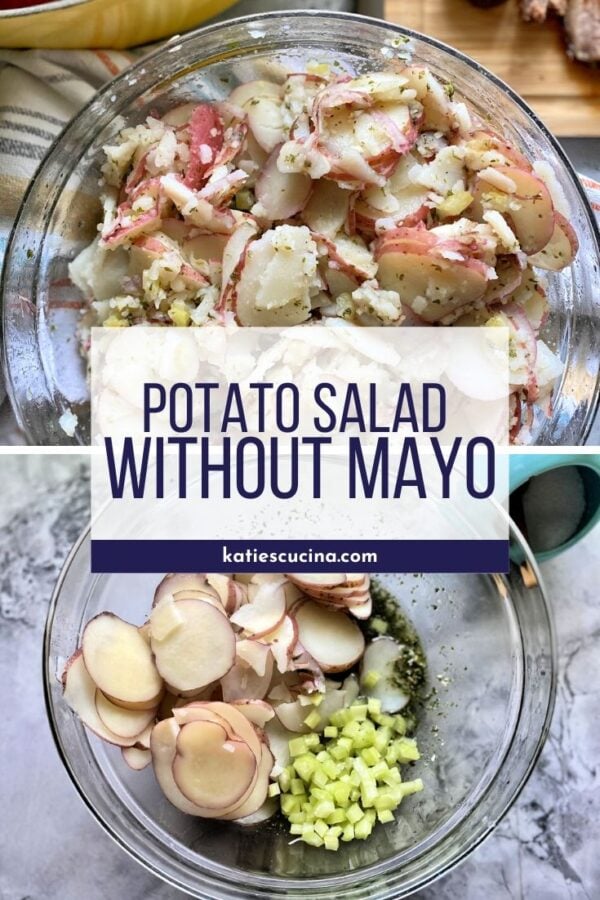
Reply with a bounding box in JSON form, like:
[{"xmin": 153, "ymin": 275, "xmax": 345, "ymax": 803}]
[{"xmin": 69, "ymin": 64, "xmax": 578, "ymax": 441}]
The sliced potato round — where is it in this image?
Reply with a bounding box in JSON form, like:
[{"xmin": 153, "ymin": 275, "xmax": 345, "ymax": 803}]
[
  {"xmin": 231, "ymin": 699, "xmax": 275, "ymax": 728},
  {"xmin": 528, "ymin": 212, "xmax": 578, "ymax": 271},
  {"xmin": 62, "ymin": 651, "xmax": 140, "ymax": 748},
  {"xmin": 222, "ymin": 746, "xmax": 274, "ymax": 822},
  {"xmin": 230, "ymin": 581, "xmax": 286, "ymax": 636},
  {"xmin": 173, "ymin": 720, "xmax": 257, "ymax": 810},
  {"xmin": 82, "ymin": 613, "xmax": 163, "ymax": 708},
  {"xmin": 256, "ymin": 146, "xmax": 312, "ymax": 220},
  {"xmin": 95, "ymin": 690, "xmax": 156, "ymax": 739},
  {"xmin": 294, "ymin": 601, "xmax": 365, "ymax": 673},
  {"xmin": 121, "ymin": 746, "xmax": 152, "ymax": 771},
  {"xmin": 150, "ymin": 599, "xmax": 235, "ymax": 692},
  {"xmin": 360, "ymin": 637, "xmax": 411, "ymax": 713}
]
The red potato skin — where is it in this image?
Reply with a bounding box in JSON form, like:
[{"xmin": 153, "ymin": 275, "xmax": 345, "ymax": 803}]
[{"xmin": 185, "ymin": 104, "xmax": 224, "ymax": 190}]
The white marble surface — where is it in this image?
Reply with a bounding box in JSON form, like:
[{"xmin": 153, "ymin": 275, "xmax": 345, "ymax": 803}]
[{"xmin": 0, "ymin": 454, "xmax": 598, "ymax": 899}]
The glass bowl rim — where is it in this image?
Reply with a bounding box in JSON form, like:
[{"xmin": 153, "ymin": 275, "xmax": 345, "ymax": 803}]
[
  {"xmin": 2, "ymin": 8, "xmax": 600, "ymax": 445},
  {"xmin": 43, "ymin": 512, "xmax": 557, "ymax": 898}
]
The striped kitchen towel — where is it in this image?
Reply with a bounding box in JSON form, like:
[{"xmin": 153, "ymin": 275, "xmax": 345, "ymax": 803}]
[
  {"xmin": 1, "ymin": 46, "xmax": 600, "ymax": 256},
  {"xmin": 0, "ymin": 46, "xmax": 144, "ymax": 256}
]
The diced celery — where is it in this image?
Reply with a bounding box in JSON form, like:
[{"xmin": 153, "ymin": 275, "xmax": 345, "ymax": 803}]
[
  {"xmin": 290, "ymin": 823, "xmax": 304, "ymax": 835},
  {"xmin": 354, "ymin": 818, "xmax": 373, "ymax": 840},
  {"xmin": 370, "ymin": 617, "xmax": 388, "ymax": 634},
  {"xmin": 324, "ymin": 835, "xmax": 340, "ymax": 851},
  {"xmin": 328, "ymin": 825, "xmax": 343, "ymax": 838},
  {"xmin": 341, "ymin": 824, "xmax": 355, "ymax": 842},
  {"xmin": 367, "ymin": 696, "xmax": 382, "ymax": 715},
  {"xmin": 363, "ymin": 671, "xmax": 381, "ymax": 690},
  {"xmin": 361, "ymin": 746, "xmax": 380, "ymax": 767},
  {"xmin": 293, "ymin": 754, "xmax": 316, "ymax": 782},
  {"xmin": 313, "ymin": 768, "xmax": 329, "ymax": 789},
  {"xmin": 268, "ymin": 783, "xmax": 281, "ymax": 798},
  {"xmin": 310, "ymin": 692, "xmax": 324, "ymax": 706},
  {"xmin": 332, "ymin": 782, "xmax": 351, "ymax": 806},
  {"xmin": 360, "ymin": 778, "xmax": 378, "ymax": 808},
  {"xmin": 399, "ymin": 778, "xmax": 424, "ymax": 797},
  {"xmin": 305, "ymin": 733, "xmax": 321, "ymax": 749},
  {"xmin": 342, "ymin": 720, "xmax": 361, "ymax": 739},
  {"xmin": 348, "ymin": 704, "xmax": 368, "ymax": 721},
  {"xmin": 393, "ymin": 715, "xmax": 407, "ymax": 735},
  {"xmin": 281, "ymin": 794, "xmax": 301, "ymax": 815},
  {"xmin": 315, "ymin": 819, "xmax": 329, "ymax": 839},
  {"xmin": 324, "ymin": 726, "xmax": 338, "ymax": 739},
  {"xmin": 377, "ymin": 809, "xmax": 395, "ymax": 824},
  {"xmin": 314, "ymin": 799, "xmax": 335, "ymax": 819},
  {"xmin": 289, "ymin": 737, "xmax": 308, "ymax": 757},
  {"xmin": 302, "ymin": 830, "xmax": 323, "ymax": 848},
  {"xmin": 291, "ymin": 778, "xmax": 306, "ymax": 796},
  {"xmin": 346, "ymin": 803, "xmax": 364, "ymax": 825},
  {"xmin": 304, "ymin": 710, "xmax": 322, "ymax": 730},
  {"xmin": 326, "ymin": 808, "xmax": 346, "ymax": 825},
  {"xmin": 278, "ymin": 769, "xmax": 291, "ymax": 793}
]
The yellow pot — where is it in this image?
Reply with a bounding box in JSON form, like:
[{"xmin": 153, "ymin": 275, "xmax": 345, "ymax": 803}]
[{"xmin": 0, "ymin": 0, "xmax": 237, "ymax": 49}]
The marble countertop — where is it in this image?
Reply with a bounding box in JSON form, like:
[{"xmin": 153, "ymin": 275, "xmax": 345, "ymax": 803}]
[{"xmin": 0, "ymin": 454, "xmax": 598, "ymax": 900}]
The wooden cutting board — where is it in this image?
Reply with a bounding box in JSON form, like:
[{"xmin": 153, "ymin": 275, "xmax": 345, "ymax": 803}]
[{"xmin": 384, "ymin": 0, "xmax": 600, "ymax": 135}]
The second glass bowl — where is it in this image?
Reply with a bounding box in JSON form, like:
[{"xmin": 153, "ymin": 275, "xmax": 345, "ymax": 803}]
[
  {"xmin": 45, "ymin": 520, "xmax": 555, "ymax": 899},
  {"xmin": 2, "ymin": 11, "xmax": 599, "ymax": 445}
]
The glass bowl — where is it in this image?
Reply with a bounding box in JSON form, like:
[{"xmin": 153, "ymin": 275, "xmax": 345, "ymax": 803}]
[
  {"xmin": 3, "ymin": 11, "xmax": 599, "ymax": 445},
  {"xmin": 44, "ymin": 519, "xmax": 556, "ymax": 899}
]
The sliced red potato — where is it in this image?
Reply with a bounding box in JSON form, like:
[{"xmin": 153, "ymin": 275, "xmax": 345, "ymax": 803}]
[
  {"xmin": 235, "ymin": 797, "xmax": 278, "ymax": 826},
  {"xmin": 82, "ymin": 613, "xmax": 163, "ymax": 709},
  {"xmin": 482, "ymin": 254, "xmax": 524, "ymax": 305},
  {"xmin": 153, "ymin": 573, "xmax": 214, "ymax": 608},
  {"xmin": 151, "ymin": 718, "xmax": 243, "ymax": 818},
  {"xmin": 264, "ymin": 717, "xmax": 295, "ymax": 776},
  {"xmin": 220, "ymin": 651, "xmax": 274, "ymax": 702},
  {"xmin": 232, "ymin": 699, "xmax": 275, "ymax": 728},
  {"xmin": 221, "ymin": 746, "xmax": 274, "ymax": 822},
  {"xmin": 255, "ymin": 146, "xmax": 312, "ymax": 220},
  {"xmin": 294, "ymin": 601, "xmax": 365, "ymax": 673},
  {"xmin": 95, "ymin": 690, "xmax": 156, "ymax": 739},
  {"xmin": 160, "ymin": 173, "xmax": 236, "ymax": 234},
  {"xmin": 471, "ymin": 166, "xmax": 554, "ymax": 255},
  {"xmin": 183, "ymin": 233, "xmax": 228, "ymax": 264},
  {"xmin": 230, "ymin": 580, "xmax": 286, "ymax": 636},
  {"xmin": 219, "ymin": 217, "xmax": 260, "ymax": 307},
  {"xmin": 173, "ymin": 720, "xmax": 257, "ymax": 809},
  {"xmin": 234, "ymin": 224, "xmax": 317, "ymax": 326},
  {"xmin": 247, "ymin": 95, "xmax": 287, "ymax": 154},
  {"xmin": 206, "ymin": 573, "xmax": 239, "ymax": 614},
  {"xmin": 228, "ymin": 79, "xmax": 282, "ymax": 110},
  {"xmin": 317, "ymin": 232, "xmax": 377, "ymax": 281},
  {"xmin": 287, "ymin": 573, "xmax": 346, "ymax": 589},
  {"xmin": 273, "ymin": 698, "xmax": 311, "ymax": 733},
  {"xmin": 150, "ymin": 598, "xmax": 235, "ymax": 692},
  {"xmin": 360, "ymin": 637, "xmax": 410, "ymax": 713},
  {"xmin": 62, "ymin": 651, "xmax": 141, "ymax": 748},
  {"xmin": 184, "ymin": 103, "xmax": 224, "ymax": 189},
  {"xmin": 193, "ymin": 701, "xmax": 264, "ymax": 764},
  {"xmin": 149, "ymin": 600, "xmax": 186, "ymax": 642},
  {"xmin": 376, "ymin": 242, "xmax": 489, "ymax": 323},
  {"xmin": 528, "ymin": 212, "xmax": 578, "ymax": 271},
  {"xmin": 122, "ymin": 746, "xmax": 152, "ymax": 771},
  {"xmin": 261, "ymin": 615, "xmax": 298, "ymax": 672},
  {"xmin": 301, "ymin": 179, "xmax": 350, "ymax": 237},
  {"xmin": 236, "ymin": 639, "xmax": 272, "ymax": 677},
  {"xmin": 172, "ymin": 704, "xmax": 236, "ymax": 733}
]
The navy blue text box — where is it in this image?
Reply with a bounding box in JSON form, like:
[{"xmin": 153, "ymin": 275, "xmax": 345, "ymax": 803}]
[{"xmin": 91, "ymin": 540, "xmax": 510, "ymax": 574}]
